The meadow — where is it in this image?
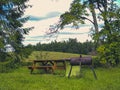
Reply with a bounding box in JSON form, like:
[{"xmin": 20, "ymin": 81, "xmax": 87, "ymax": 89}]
[{"xmin": 0, "ymin": 51, "xmax": 120, "ymax": 90}]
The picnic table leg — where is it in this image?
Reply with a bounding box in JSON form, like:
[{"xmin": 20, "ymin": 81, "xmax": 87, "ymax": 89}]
[
  {"xmin": 63, "ymin": 61, "xmax": 66, "ymax": 70},
  {"xmin": 30, "ymin": 68, "xmax": 33, "ymax": 74},
  {"xmin": 43, "ymin": 67, "xmax": 54, "ymax": 74},
  {"xmin": 44, "ymin": 67, "xmax": 49, "ymax": 73},
  {"xmin": 51, "ymin": 67, "xmax": 54, "ymax": 74},
  {"xmin": 68, "ymin": 65, "xmax": 72, "ymax": 78},
  {"xmin": 53, "ymin": 62, "xmax": 57, "ymax": 70}
]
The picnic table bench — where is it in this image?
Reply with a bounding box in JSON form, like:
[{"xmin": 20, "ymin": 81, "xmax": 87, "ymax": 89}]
[{"xmin": 28, "ymin": 59, "xmax": 70, "ymax": 74}]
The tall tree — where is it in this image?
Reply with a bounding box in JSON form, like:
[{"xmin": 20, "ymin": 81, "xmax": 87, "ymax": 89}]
[
  {"xmin": 97, "ymin": 1, "xmax": 120, "ymax": 65},
  {"xmin": 0, "ymin": 0, "xmax": 31, "ymax": 70},
  {"xmin": 49, "ymin": 0, "xmax": 120, "ymax": 66}
]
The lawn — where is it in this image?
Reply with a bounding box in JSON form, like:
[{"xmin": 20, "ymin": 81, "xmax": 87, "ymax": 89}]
[
  {"xmin": 0, "ymin": 66, "xmax": 120, "ymax": 90},
  {"xmin": 0, "ymin": 51, "xmax": 120, "ymax": 90}
]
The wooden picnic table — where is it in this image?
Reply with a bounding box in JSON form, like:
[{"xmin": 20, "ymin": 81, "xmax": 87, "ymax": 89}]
[{"xmin": 28, "ymin": 59, "xmax": 70, "ymax": 74}]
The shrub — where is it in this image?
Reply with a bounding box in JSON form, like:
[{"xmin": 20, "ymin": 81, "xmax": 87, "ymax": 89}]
[
  {"xmin": 97, "ymin": 42, "xmax": 120, "ymax": 67},
  {"xmin": 92, "ymin": 57, "xmax": 101, "ymax": 67},
  {"xmin": 0, "ymin": 53, "xmax": 20, "ymax": 73}
]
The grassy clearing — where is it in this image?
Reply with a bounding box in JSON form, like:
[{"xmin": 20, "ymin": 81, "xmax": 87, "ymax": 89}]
[
  {"xmin": 0, "ymin": 66, "xmax": 120, "ymax": 90},
  {"xmin": 0, "ymin": 51, "xmax": 120, "ymax": 90}
]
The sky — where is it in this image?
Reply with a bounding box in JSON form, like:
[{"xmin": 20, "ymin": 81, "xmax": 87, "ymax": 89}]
[{"xmin": 23, "ymin": 0, "xmax": 93, "ymax": 45}]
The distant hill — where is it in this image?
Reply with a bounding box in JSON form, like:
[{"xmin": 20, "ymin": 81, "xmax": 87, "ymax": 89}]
[{"xmin": 24, "ymin": 51, "xmax": 87, "ymax": 62}]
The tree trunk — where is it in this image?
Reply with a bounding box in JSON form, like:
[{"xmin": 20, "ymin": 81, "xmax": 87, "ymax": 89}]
[{"xmin": 89, "ymin": 0, "xmax": 99, "ymax": 34}]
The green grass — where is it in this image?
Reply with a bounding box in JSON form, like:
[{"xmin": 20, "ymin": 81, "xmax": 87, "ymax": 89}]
[
  {"xmin": 0, "ymin": 51, "xmax": 120, "ymax": 90},
  {"xmin": 0, "ymin": 66, "xmax": 120, "ymax": 90},
  {"xmin": 24, "ymin": 51, "xmax": 82, "ymax": 62}
]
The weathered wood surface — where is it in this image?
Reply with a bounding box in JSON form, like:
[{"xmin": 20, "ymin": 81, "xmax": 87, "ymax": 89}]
[{"xmin": 28, "ymin": 59, "xmax": 68, "ymax": 74}]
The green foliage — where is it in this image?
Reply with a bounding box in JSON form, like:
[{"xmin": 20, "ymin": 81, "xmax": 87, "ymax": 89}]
[
  {"xmin": 92, "ymin": 57, "xmax": 101, "ymax": 67},
  {"xmin": 96, "ymin": 7, "xmax": 120, "ymax": 66},
  {"xmin": 55, "ymin": 0, "xmax": 120, "ymax": 67},
  {"xmin": 34, "ymin": 39, "xmax": 96, "ymax": 55},
  {"xmin": 60, "ymin": 0, "xmax": 88, "ymax": 29},
  {"xmin": 0, "ymin": 38, "xmax": 4, "ymax": 48},
  {"xmin": 0, "ymin": 52, "xmax": 8, "ymax": 62},
  {"xmin": 0, "ymin": 53, "xmax": 20, "ymax": 73},
  {"xmin": 0, "ymin": 0, "xmax": 32, "ymax": 72},
  {"xmin": 0, "ymin": 0, "xmax": 31, "ymax": 52},
  {"xmin": 97, "ymin": 42, "xmax": 120, "ymax": 66}
]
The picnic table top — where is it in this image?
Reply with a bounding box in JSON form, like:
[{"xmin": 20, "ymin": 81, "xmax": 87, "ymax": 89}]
[{"xmin": 33, "ymin": 58, "xmax": 70, "ymax": 62}]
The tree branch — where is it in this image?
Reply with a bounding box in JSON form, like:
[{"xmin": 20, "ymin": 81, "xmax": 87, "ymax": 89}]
[
  {"xmin": 97, "ymin": 1, "xmax": 103, "ymax": 13},
  {"xmin": 80, "ymin": 16, "xmax": 94, "ymax": 25}
]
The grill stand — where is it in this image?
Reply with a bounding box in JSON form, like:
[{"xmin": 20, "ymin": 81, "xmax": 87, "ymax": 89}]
[{"xmin": 68, "ymin": 63, "xmax": 97, "ymax": 79}]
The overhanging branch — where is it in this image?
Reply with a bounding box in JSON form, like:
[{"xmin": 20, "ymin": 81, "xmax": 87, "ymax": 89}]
[{"xmin": 80, "ymin": 16, "xmax": 94, "ymax": 25}]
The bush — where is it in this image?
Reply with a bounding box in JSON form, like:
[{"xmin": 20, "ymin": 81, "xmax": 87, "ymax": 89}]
[
  {"xmin": 21, "ymin": 61, "xmax": 32, "ymax": 66},
  {"xmin": 0, "ymin": 53, "xmax": 20, "ymax": 73},
  {"xmin": 92, "ymin": 57, "xmax": 101, "ymax": 67},
  {"xmin": 97, "ymin": 42, "xmax": 120, "ymax": 67},
  {"xmin": 0, "ymin": 52, "xmax": 9, "ymax": 62}
]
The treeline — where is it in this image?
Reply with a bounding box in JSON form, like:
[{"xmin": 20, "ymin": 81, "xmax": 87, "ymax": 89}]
[{"xmin": 25, "ymin": 38, "xmax": 96, "ymax": 55}]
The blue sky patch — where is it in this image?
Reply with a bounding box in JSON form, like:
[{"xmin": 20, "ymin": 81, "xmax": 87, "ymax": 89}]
[
  {"xmin": 29, "ymin": 11, "xmax": 61, "ymax": 21},
  {"xmin": 58, "ymin": 31, "xmax": 89, "ymax": 35}
]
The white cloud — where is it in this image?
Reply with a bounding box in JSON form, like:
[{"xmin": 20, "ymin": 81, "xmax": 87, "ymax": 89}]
[
  {"xmin": 23, "ymin": 16, "xmax": 92, "ymax": 45},
  {"xmin": 28, "ymin": 11, "xmax": 61, "ymax": 21},
  {"xmin": 23, "ymin": 0, "xmax": 93, "ymax": 45},
  {"xmin": 25, "ymin": 0, "xmax": 73, "ymax": 17}
]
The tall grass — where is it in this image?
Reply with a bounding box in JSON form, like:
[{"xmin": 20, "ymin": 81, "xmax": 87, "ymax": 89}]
[
  {"xmin": 0, "ymin": 51, "xmax": 120, "ymax": 90},
  {"xmin": 0, "ymin": 66, "xmax": 120, "ymax": 90}
]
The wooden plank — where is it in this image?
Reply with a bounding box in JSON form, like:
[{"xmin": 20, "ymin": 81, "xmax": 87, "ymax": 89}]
[
  {"xmin": 28, "ymin": 66, "xmax": 54, "ymax": 74},
  {"xmin": 28, "ymin": 66, "xmax": 53, "ymax": 69}
]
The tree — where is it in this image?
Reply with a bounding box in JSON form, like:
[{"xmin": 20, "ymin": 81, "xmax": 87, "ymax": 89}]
[
  {"xmin": 97, "ymin": 6, "xmax": 120, "ymax": 66},
  {"xmin": 49, "ymin": 0, "xmax": 120, "ymax": 66},
  {"xmin": 0, "ymin": 0, "xmax": 31, "ymax": 54},
  {"xmin": 0, "ymin": 0, "xmax": 31, "ymax": 71},
  {"xmin": 48, "ymin": 0, "xmax": 100, "ymax": 44}
]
